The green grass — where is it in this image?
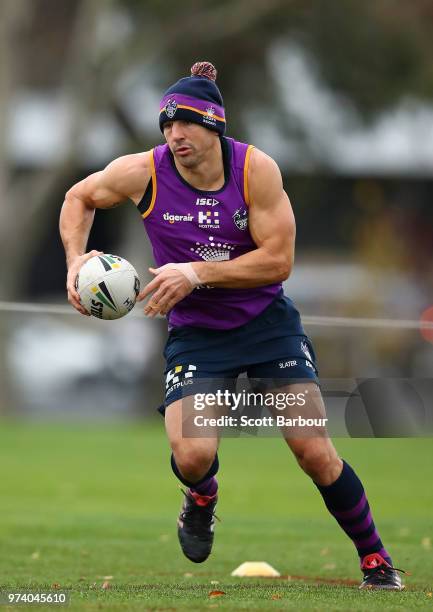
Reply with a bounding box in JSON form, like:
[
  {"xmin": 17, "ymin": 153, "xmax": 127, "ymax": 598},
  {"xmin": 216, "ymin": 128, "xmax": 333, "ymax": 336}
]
[{"xmin": 1, "ymin": 421, "xmax": 432, "ymax": 610}]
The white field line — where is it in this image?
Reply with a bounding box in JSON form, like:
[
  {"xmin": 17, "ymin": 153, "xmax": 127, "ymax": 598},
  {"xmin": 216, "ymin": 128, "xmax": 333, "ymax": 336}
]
[{"xmin": 0, "ymin": 301, "xmax": 432, "ymax": 330}]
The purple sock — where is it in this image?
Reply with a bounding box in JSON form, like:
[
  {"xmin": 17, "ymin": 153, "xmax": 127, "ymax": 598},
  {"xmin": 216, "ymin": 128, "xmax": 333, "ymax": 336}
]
[
  {"xmin": 190, "ymin": 476, "xmax": 218, "ymax": 497},
  {"xmin": 315, "ymin": 460, "xmax": 392, "ymax": 566}
]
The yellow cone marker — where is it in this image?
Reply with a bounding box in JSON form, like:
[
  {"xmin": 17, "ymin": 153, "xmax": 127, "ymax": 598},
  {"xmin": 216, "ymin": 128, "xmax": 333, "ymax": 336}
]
[{"xmin": 231, "ymin": 562, "xmax": 280, "ymax": 577}]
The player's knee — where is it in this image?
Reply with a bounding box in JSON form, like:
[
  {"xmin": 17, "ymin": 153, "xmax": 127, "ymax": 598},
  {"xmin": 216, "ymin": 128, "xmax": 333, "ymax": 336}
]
[
  {"xmin": 172, "ymin": 445, "xmax": 215, "ymax": 483},
  {"xmin": 294, "ymin": 443, "xmax": 336, "ymax": 479}
]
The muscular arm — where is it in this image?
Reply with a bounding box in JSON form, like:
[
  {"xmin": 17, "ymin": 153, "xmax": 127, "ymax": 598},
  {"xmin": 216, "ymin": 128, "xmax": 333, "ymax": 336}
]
[
  {"xmin": 59, "ymin": 152, "xmax": 151, "ymax": 313},
  {"xmin": 192, "ymin": 148, "xmax": 295, "ymax": 288},
  {"xmin": 139, "ymin": 148, "xmax": 296, "ymax": 317}
]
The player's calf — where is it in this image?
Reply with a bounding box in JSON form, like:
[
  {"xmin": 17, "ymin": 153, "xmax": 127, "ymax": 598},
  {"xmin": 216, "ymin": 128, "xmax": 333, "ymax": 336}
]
[{"xmin": 289, "ymin": 437, "xmax": 343, "ymax": 485}]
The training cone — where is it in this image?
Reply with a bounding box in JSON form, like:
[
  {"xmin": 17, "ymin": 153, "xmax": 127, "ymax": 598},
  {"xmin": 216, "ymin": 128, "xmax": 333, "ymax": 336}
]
[{"xmin": 231, "ymin": 562, "xmax": 281, "ymax": 577}]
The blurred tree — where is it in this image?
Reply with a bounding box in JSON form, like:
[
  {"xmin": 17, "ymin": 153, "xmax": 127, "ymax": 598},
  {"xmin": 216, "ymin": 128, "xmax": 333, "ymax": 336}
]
[
  {"xmin": 1, "ymin": 0, "xmax": 433, "ymax": 415},
  {"xmin": 0, "ymin": 0, "xmax": 291, "ymax": 300},
  {"xmin": 2, "ymin": 0, "xmax": 433, "ymax": 301},
  {"xmin": 0, "ymin": 0, "xmax": 107, "ymax": 300},
  {"xmin": 304, "ymin": 0, "xmax": 433, "ymax": 118}
]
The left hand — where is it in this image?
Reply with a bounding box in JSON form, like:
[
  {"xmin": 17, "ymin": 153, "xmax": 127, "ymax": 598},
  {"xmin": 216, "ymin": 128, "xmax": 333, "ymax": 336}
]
[{"xmin": 137, "ymin": 265, "xmax": 196, "ymax": 317}]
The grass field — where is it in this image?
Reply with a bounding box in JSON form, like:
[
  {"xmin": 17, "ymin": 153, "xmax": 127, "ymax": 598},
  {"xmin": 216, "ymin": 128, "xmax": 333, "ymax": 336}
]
[{"xmin": 1, "ymin": 420, "xmax": 432, "ymax": 611}]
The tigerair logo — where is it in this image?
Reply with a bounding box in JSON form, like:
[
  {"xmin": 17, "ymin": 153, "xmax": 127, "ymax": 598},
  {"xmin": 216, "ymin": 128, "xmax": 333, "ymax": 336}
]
[
  {"xmin": 163, "ymin": 212, "xmax": 194, "ymax": 224},
  {"xmin": 90, "ymin": 281, "xmax": 117, "ymax": 314},
  {"xmin": 98, "ymin": 254, "xmax": 122, "ymax": 271},
  {"xmin": 196, "ymin": 198, "xmax": 219, "ymax": 206}
]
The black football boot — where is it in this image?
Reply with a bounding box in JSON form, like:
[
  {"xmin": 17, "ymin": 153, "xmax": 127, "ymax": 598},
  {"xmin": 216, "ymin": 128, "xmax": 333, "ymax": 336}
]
[{"xmin": 177, "ymin": 488, "xmax": 218, "ymax": 563}]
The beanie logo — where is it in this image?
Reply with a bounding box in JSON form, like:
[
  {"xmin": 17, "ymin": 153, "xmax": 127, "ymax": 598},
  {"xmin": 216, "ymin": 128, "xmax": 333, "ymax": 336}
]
[
  {"xmin": 165, "ymin": 99, "xmax": 177, "ymax": 119},
  {"xmin": 203, "ymin": 106, "xmax": 217, "ymax": 128}
]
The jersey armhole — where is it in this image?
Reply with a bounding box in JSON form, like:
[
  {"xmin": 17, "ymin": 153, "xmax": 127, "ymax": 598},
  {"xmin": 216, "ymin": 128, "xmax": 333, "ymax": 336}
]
[
  {"xmin": 243, "ymin": 145, "xmax": 254, "ymax": 206},
  {"xmin": 137, "ymin": 149, "xmax": 157, "ymax": 218}
]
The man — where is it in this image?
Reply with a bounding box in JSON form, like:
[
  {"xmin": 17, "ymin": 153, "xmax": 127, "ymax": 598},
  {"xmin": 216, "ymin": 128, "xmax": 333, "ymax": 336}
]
[{"xmin": 60, "ymin": 61, "xmax": 404, "ymax": 589}]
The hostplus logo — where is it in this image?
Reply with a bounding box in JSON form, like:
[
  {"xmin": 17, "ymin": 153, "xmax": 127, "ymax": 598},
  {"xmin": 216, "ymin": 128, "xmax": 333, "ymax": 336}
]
[
  {"xmin": 166, "ymin": 364, "xmax": 196, "ymax": 396},
  {"xmin": 163, "ymin": 212, "xmax": 194, "ymax": 224},
  {"xmin": 198, "ymin": 210, "xmax": 219, "ymax": 229}
]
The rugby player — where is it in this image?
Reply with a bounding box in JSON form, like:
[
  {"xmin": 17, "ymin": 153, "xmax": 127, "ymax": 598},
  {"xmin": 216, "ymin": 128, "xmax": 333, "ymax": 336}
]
[{"xmin": 60, "ymin": 62, "xmax": 404, "ymax": 590}]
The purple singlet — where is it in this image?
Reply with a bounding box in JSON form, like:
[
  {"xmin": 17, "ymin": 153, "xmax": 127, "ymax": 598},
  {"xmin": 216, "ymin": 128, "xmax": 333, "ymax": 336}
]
[{"xmin": 140, "ymin": 137, "xmax": 281, "ymax": 329}]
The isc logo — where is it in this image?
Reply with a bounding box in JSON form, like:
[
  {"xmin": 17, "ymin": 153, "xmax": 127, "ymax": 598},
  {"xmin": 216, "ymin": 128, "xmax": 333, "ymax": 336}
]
[{"xmin": 196, "ymin": 198, "xmax": 219, "ymax": 206}]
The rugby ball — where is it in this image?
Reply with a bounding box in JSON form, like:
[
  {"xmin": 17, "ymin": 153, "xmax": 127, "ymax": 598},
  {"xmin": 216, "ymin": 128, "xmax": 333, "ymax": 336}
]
[{"xmin": 77, "ymin": 254, "xmax": 140, "ymax": 320}]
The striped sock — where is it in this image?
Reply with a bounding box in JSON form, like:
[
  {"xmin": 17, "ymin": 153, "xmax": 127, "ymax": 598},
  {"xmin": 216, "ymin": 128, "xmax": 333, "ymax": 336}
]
[
  {"xmin": 190, "ymin": 476, "xmax": 218, "ymax": 497},
  {"xmin": 315, "ymin": 460, "xmax": 392, "ymax": 566}
]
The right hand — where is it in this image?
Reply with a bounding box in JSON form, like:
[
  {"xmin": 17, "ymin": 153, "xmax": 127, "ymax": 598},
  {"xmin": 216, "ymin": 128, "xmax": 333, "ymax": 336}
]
[{"xmin": 66, "ymin": 250, "xmax": 103, "ymax": 315}]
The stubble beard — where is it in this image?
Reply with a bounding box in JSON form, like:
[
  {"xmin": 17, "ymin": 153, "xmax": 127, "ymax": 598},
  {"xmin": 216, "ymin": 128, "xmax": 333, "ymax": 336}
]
[{"xmin": 174, "ymin": 145, "xmax": 202, "ymax": 169}]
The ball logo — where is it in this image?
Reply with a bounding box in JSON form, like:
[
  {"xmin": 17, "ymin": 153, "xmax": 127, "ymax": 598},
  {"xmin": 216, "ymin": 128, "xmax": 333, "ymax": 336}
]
[
  {"xmin": 98, "ymin": 254, "xmax": 122, "ymax": 271},
  {"xmin": 90, "ymin": 281, "xmax": 117, "ymax": 314},
  {"xmin": 90, "ymin": 299, "xmax": 104, "ymax": 319},
  {"xmin": 165, "ymin": 99, "xmax": 177, "ymax": 119},
  {"xmin": 123, "ymin": 297, "xmax": 135, "ymax": 312}
]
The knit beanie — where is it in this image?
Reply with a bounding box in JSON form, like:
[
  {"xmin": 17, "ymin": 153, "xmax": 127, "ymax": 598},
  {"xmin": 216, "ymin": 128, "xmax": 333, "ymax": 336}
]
[{"xmin": 159, "ymin": 61, "xmax": 226, "ymax": 135}]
